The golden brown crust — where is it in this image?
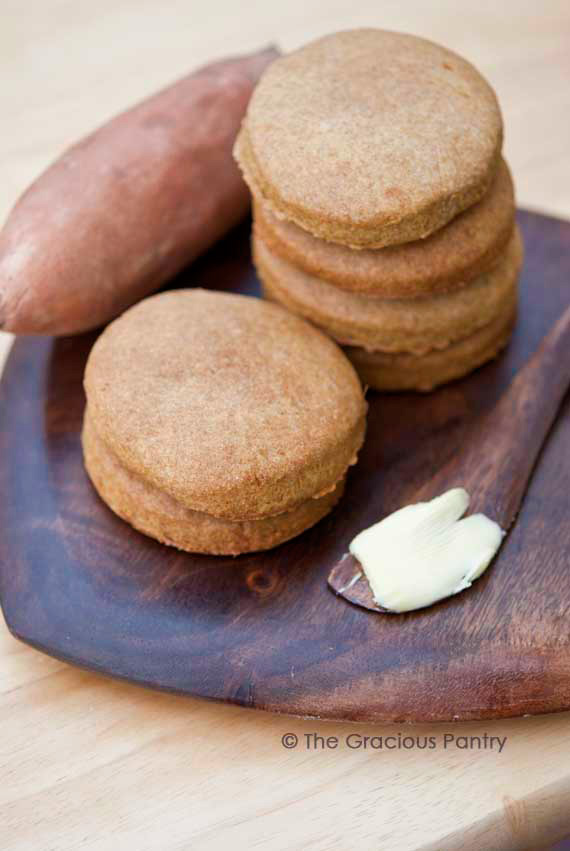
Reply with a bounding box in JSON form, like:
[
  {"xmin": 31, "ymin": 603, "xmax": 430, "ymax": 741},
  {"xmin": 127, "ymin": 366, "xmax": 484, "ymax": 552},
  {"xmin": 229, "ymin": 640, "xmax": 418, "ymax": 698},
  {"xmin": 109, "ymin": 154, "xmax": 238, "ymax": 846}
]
[
  {"xmin": 235, "ymin": 29, "xmax": 503, "ymax": 249},
  {"xmin": 255, "ymin": 227, "xmax": 523, "ymax": 355},
  {"xmin": 253, "ymin": 159, "xmax": 515, "ymax": 298},
  {"xmin": 83, "ymin": 414, "xmax": 345, "ymax": 555},
  {"xmin": 345, "ymin": 303, "xmax": 518, "ymax": 392},
  {"xmin": 84, "ymin": 289, "xmax": 366, "ymax": 521}
]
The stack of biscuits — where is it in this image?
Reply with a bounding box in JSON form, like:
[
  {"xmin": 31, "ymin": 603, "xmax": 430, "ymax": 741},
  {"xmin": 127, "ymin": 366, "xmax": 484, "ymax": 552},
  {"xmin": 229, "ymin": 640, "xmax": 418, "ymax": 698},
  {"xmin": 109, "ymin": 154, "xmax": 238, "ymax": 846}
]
[
  {"xmin": 83, "ymin": 290, "xmax": 367, "ymax": 555},
  {"xmin": 234, "ymin": 29, "xmax": 523, "ymax": 391}
]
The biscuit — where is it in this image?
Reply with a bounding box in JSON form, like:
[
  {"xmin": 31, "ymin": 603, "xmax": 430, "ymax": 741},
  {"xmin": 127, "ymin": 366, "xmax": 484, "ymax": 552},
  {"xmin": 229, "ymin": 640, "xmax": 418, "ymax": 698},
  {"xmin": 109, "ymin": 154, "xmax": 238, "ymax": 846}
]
[
  {"xmin": 345, "ymin": 303, "xmax": 517, "ymax": 392},
  {"xmin": 83, "ymin": 415, "xmax": 346, "ymax": 555},
  {"xmin": 83, "ymin": 289, "xmax": 367, "ymax": 554},
  {"xmin": 256, "ymin": 227, "xmax": 522, "ymax": 355},
  {"xmin": 235, "ymin": 29, "xmax": 503, "ymax": 248},
  {"xmin": 253, "ymin": 159, "xmax": 515, "ymax": 298}
]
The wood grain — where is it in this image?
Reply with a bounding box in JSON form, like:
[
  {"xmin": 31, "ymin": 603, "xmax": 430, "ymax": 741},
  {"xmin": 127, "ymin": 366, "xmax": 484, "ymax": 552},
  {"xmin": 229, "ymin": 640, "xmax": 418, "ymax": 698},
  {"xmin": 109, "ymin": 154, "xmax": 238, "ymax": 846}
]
[
  {"xmin": 2, "ymin": 3, "xmax": 570, "ymax": 849},
  {"xmin": 1, "ymin": 209, "xmax": 569, "ymax": 726},
  {"xmin": 330, "ymin": 300, "xmax": 570, "ymax": 613}
]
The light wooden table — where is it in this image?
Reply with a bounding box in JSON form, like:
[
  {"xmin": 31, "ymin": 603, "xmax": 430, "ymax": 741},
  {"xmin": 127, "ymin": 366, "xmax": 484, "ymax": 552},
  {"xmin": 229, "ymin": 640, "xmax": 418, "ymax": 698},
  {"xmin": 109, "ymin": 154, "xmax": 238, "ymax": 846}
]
[{"xmin": 1, "ymin": 3, "xmax": 570, "ymax": 849}]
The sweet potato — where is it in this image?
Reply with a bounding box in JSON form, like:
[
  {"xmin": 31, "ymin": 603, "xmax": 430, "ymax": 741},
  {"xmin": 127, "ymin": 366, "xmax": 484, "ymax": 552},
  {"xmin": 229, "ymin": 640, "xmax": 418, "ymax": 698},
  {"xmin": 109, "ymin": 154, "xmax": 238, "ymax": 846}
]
[{"xmin": 0, "ymin": 46, "xmax": 278, "ymax": 335}]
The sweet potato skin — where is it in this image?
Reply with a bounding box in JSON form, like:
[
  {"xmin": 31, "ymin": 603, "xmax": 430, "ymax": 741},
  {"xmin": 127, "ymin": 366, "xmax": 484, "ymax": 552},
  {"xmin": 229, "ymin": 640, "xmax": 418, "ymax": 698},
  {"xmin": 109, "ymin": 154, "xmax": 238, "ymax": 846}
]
[{"xmin": 0, "ymin": 47, "xmax": 278, "ymax": 335}]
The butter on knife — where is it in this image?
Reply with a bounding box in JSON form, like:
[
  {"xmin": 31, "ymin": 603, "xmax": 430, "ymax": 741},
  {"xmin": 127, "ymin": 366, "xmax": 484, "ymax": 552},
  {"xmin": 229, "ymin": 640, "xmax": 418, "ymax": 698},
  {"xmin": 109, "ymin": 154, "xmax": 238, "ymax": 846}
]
[{"xmin": 339, "ymin": 488, "xmax": 504, "ymax": 614}]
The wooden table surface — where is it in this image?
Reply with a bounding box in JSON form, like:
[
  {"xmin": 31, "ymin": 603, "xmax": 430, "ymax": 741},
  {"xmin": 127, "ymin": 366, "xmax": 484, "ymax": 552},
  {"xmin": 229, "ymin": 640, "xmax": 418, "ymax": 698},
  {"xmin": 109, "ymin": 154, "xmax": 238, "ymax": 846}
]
[{"xmin": 1, "ymin": 2, "xmax": 569, "ymax": 849}]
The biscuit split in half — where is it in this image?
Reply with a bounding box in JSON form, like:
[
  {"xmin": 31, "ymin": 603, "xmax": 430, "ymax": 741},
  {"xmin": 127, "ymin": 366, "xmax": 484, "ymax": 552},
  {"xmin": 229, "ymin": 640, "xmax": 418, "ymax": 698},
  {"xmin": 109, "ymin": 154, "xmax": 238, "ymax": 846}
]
[
  {"xmin": 235, "ymin": 29, "xmax": 522, "ymax": 391},
  {"xmin": 83, "ymin": 290, "xmax": 367, "ymax": 555}
]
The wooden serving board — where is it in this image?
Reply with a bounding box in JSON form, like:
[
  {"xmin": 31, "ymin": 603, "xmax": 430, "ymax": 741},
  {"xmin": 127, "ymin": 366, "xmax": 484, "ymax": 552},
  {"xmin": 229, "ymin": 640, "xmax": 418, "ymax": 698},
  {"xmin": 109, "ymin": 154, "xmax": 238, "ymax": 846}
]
[{"xmin": 1, "ymin": 210, "xmax": 570, "ymax": 723}]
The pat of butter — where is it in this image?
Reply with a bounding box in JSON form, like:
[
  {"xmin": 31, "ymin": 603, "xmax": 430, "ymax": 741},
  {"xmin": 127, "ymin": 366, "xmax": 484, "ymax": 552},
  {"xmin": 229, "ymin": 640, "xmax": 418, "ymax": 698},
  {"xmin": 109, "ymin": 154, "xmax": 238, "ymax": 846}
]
[{"xmin": 349, "ymin": 488, "xmax": 504, "ymax": 613}]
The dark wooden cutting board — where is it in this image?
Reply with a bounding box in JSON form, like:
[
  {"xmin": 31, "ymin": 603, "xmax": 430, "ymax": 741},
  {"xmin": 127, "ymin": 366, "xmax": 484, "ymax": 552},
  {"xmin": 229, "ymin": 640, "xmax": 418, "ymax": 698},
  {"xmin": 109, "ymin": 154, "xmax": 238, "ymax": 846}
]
[{"xmin": 1, "ymin": 210, "xmax": 570, "ymax": 723}]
